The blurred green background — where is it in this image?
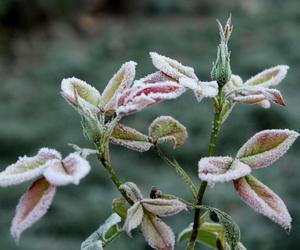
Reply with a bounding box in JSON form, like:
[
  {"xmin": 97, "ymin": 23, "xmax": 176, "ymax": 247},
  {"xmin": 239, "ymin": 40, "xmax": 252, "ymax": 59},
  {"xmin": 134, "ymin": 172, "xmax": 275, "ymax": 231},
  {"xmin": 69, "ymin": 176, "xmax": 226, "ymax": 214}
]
[{"xmin": 0, "ymin": 0, "xmax": 299, "ymax": 249}]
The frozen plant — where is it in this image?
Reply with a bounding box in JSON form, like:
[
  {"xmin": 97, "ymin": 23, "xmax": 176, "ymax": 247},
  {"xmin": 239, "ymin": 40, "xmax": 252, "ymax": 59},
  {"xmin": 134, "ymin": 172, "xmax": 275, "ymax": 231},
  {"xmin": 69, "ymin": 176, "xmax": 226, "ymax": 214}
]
[{"xmin": 0, "ymin": 16, "xmax": 298, "ymax": 250}]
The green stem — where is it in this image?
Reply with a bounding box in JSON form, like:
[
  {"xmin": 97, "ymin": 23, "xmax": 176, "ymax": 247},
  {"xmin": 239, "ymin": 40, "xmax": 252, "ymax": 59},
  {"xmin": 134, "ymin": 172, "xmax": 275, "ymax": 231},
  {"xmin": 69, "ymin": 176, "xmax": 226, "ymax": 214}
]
[
  {"xmin": 186, "ymin": 90, "xmax": 223, "ymax": 250},
  {"xmin": 154, "ymin": 145, "xmax": 198, "ymax": 200},
  {"xmin": 96, "ymin": 141, "xmax": 133, "ymax": 205}
]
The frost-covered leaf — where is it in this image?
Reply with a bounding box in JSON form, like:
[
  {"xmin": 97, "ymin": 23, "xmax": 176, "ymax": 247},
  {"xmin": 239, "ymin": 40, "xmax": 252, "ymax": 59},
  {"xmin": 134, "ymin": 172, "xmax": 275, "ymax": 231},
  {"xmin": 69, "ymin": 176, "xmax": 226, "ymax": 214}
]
[
  {"xmin": 134, "ymin": 71, "xmax": 174, "ymax": 86},
  {"xmin": 198, "ymin": 157, "xmax": 251, "ymax": 187},
  {"xmin": 100, "ymin": 61, "xmax": 136, "ymax": 112},
  {"xmin": 141, "ymin": 198, "xmax": 186, "ymax": 217},
  {"xmin": 43, "ymin": 153, "xmax": 91, "ymax": 186},
  {"xmin": 116, "ymin": 82, "xmax": 185, "ymax": 116},
  {"xmin": 234, "ymin": 175, "xmax": 291, "ymax": 232},
  {"xmin": 123, "ymin": 202, "xmax": 144, "ymax": 236},
  {"xmin": 150, "ymin": 52, "xmax": 198, "ymax": 80},
  {"xmin": 179, "ymin": 78, "xmax": 218, "ymax": 102},
  {"xmin": 244, "ymin": 65, "xmax": 289, "ymax": 88},
  {"xmin": 149, "ymin": 116, "xmax": 187, "ymax": 148},
  {"xmin": 206, "ymin": 207, "xmax": 241, "ymax": 250},
  {"xmin": 141, "ymin": 212, "xmax": 175, "ymax": 250},
  {"xmin": 119, "ymin": 182, "xmax": 143, "ymax": 203},
  {"xmin": 0, "ymin": 148, "xmax": 61, "ymax": 187},
  {"xmin": 81, "ymin": 213, "xmax": 121, "ymax": 250},
  {"xmin": 61, "ymin": 77, "xmax": 101, "ymax": 113},
  {"xmin": 110, "ymin": 123, "xmax": 152, "ymax": 152},
  {"xmin": 237, "ymin": 129, "xmax": 299, "ymax": 169},
  {"xmin": 68, "ymin": 144, "xmax": 97, "ymax": 159},
  {"xmin": 11, "ymin": 178, "xmax": 56, "ymax": 242},
  {"xmin": 223, "ymin": 74, "xmax": 243, "ymax": 95}
]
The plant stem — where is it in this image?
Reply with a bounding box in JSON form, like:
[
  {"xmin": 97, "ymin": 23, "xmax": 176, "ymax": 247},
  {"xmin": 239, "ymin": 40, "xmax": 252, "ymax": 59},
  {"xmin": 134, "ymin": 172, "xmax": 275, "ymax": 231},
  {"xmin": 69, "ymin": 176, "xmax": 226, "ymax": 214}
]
[
  {"xmin": 154, "ymin": 145, "xmax": 198, "ymax": 200},
  {"xmin": 186, "ymin": 90, "xmax": 223, "ymax": 250},
  {"xmin": 96, "ymin": 141, "xmax": 133, "ymax": 205}
]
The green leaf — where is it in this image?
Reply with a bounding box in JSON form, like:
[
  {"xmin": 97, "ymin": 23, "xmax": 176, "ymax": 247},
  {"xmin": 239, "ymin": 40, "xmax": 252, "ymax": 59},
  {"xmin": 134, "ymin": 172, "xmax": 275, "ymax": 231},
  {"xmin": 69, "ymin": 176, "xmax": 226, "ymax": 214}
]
[
  {"xmin": 81, "ymin": 213, "xmax": 122, "ymax": 250},
  {"xmin": 112, "ymin": 198, "xmax": 127, "ymax": 219},
  {"xmin": 206, "ymin": 207, "xmax": 240, "ymax": 250},
  {"xmin": 149, "ymin": 116, "xmax": 188, "ymax": 148},
  {"xmin": 110, "ymin": 123, "xmax": 152, "ymax": 152}
]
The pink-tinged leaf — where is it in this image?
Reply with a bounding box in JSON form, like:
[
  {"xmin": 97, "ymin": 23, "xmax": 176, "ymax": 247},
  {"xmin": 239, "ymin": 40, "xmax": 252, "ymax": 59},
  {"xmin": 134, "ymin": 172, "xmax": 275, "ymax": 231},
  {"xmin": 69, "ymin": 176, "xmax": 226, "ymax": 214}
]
[
  {"xmin": 260, "ymin": 88, "xmax": 285, "ymax": 106},
  {"xmin": 123, "ymin": 202, "xmax": 144, "ymax": 236},
  {"xmin": 198, "ymin": 157, "xmax": 251, "ymax": 187},
  {"xmin": 149, "ymin": 116, "xmax": 188, "ymax": 148},
  {"xmin": 223, "ymin": 75, "xmax": 243, "ymax": 95},
  {"xmin": 233, "ymin": 94, "xmax": 266, "ymax": 104},
  {"xmin": 0, "ymin": 148, "xmax": 61, "ymax": 187},
  {"xmin": 43, "ymin": 153, "xmax": 91, "ymax": 186},
  {"xmin": 116, "ymin": 82, "xmax": 185, "ymax": 116},
  {"xmin": 134, "ymin": 71, "xmax": 174, "ymax": 86},
  {"xmin": 100, "ymin": 61, "xmax": 137, "ymax": 112},
  {"xmin": 61, "ymin": 77, "xmax": 101, "ymax": 113},
  {"xmin": 244, "ymin": 65, "xmax": 289, "ymax": 88},
  {"xmin": 150, "ymin": 52, "xmax": 198, "ymax": 81},
  {"xmin": 11, "ymin": 178, "xmax": 56, "ymax": 242},
  {"xmin": 179, "ymin": 78, "xmax": 218, "ymax": 102},
  {"xmin": 234, "ymin": 175, "xmax": 291, "ymax": 232},
  {"xmin": 237, "ymin": 129, "xmax": 299, "ymax": 169},
  {"xmin": 141, "ymin": 198, "xmax": 186, "ymax": 217},
  {"xmin": 141, "ymin": 212, "xmax": 175, "ymax": 250},
  {"xmin": 110, "ymin": 123, "xmax": 152, "ymax": 152}
]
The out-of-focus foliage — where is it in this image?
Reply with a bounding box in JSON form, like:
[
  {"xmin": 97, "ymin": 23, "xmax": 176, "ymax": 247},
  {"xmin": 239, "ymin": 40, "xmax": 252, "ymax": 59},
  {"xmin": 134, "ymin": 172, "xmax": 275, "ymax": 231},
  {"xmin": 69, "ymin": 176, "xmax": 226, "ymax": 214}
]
[{"xmin": 0, "ymin": 0, "xmax": 300, "ymax": 249}]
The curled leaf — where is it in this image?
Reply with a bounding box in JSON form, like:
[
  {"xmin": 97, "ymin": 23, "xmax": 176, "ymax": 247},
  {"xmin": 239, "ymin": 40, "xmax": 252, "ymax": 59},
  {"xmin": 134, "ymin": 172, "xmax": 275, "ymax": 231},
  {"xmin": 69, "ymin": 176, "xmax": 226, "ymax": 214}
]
[
  {"xmin": 43, "ymin": 153, "xmax": 91, "ymax": 186},
  {"xmin": 61, "ymin": 77, "xmax": 101, "ymax": 113},
  {"xmin": 123, "ymin": 202, "xmax": 144, "ymax": 236},
  {"xmin": 134, "ymin": 71, "xmax": 174, "ymax": 86},
  {"xmin": 141, "ymin": 198, "xmax": 187, "ymax": 217},
  {"xmin": 116, "ymin": 82, "xmax": 185, "ymax": 116},
  {"xmin": 0, "ymin": 148, "xmax": 61, "ymax": 187},
  {"xmin": 179, "ymin": 78, "xmax": 218, "ymax": 102},
  {"xmin": 150, "ymin": 52, "xmax": 198, "ymax": 80},
  {"xmin": 110, "ymin": 123, "xmax": 152, "ymax": 152},
  {"xmin": 223, "ymin": 74, "xmax": 243, "ymax": 95},
  {"xmin": 198, "ymin": 157, "xmax": 251, "ymax": 187},
  {"xmin": 11, "ymin": 178, "xmax": 56, "ymax": 242},
  {"xmin": 81, "ymin": 213, "xmax": 121, "ymax": 250},
  {"xmin": 237, "ymin": 129, "xmax": 299, "ymax": 169},
  {"xmin": 234, "ymin": 175, "xmax": 291, "ymax": 232},
  {"xmin": 149, "ymin": 116, "xmax": 188, "ymax": 148},
  {"xmin": 100, "ymin": 61, "xmax": 137, "ymax": 112},
  {"xmin": 119, "ymin": 182, "xmax": 143, "ymax": 203},
  {"xmin": 141, "ymin": 212, "xmax": 175, "ymax": 250},
  {"xmin": 244, "ymin": 65, "xmax": 289, "ymax": 88}
]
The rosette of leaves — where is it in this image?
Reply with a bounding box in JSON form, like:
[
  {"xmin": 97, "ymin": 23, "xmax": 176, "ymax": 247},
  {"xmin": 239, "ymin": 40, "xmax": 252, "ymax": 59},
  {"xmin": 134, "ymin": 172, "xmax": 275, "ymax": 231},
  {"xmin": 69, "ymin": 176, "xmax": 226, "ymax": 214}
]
[{"xmin": 120, "ymin": 182, "xmax": 187, "ymax": 250}]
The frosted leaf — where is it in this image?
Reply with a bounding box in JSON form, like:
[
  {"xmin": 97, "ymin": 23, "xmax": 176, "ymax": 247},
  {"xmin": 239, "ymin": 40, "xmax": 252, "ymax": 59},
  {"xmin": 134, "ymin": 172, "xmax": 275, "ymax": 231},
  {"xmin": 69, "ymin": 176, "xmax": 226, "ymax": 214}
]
[
  {"xmin": 100, "ymin": 61, "xmax": 137, "ymax": 112},
  {"xmin": 119, "ymin": 182, "xmax": 143, "ymax": 203},
  {"xmin": 150, "ymin": 52, "xmax": 198, "ymax": 80},
  {"xmin": 149, "ymin": 116, "xmax": 187, "ymax": 148},
  {"xmin": 198, "ymin": 157, "xmax": 251, "ymax": 187},
  {"xmin": 179, "ymin": 78, "xmax": 218, "ymax": 102},
  {"xmin": 81, "ymin": 213, "xmax": 121, "ymax": 250},
  {"xmin": 223, "ymin": 74, "xmax": 243, "ymax": 95},
  {"xmin": 110, "ymin": 123, "xmax": 152, "ymax": 152},
  {"xmin": 237, "ymin": 129, "xmax": 299, "ymax": 169},
  {"xmin": 10, "ymin": 178, "xmax": 56, "ymax": 242},
  {"xmin": 232, "ymin": 87, "xmax": 285, "ymax": 107},
  {"xmin": 61, "ymin": 77, "xmax": 101, "ymax": 113},
  {"xmin": 141, "ymin": 198, "xmax": 187, "ymax": 217},
  {"xmin": 116, "ymin": 82, "xmax": 185, "ymax": 116},
  {"xmin": 234, "ymin": 175, "xmax": 291, "ymax": 232},
  {"xmin": 141, "ymin": 213, "xmax": 175, "ymax": 250},
  {"xmin": 123, "ymin": 202, "xmax": 144, "ymax": 236},
  {"xmin": 133, "ymin": 71, "xmax": 174, "ymax": 86},
  {"xmin": 43, "ymin": 153, "xmax": 91, "ymax": 186},
  {"xmin": 0, "ymin": 148, "xmax": 61, "ymax": 187},
  {"xmin": 244, "ymin": 65, "xmax": 289, "ymax": 88}
]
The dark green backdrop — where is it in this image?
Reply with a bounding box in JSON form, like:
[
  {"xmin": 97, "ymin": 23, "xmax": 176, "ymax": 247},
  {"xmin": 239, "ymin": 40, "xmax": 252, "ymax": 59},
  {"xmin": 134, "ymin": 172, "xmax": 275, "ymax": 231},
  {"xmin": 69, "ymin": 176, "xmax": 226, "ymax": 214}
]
[{"xmin": 0, "ymin": 0, "xmax": 299, "ymax": 249}]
